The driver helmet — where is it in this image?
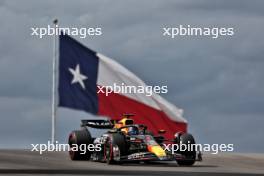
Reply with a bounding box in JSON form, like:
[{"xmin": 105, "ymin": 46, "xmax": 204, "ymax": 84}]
[{"xmin": 127, "ymin": 126, "xmax": 139, "ymax": 135}]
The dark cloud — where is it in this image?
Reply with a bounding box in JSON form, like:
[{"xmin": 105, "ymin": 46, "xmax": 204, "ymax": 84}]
[{"xmin": 0, "ymin": 0, "xmax": 263, "ymax": 152}]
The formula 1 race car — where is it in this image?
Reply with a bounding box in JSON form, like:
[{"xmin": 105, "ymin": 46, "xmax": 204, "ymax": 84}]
[{"xmin": 68, "ymin": 114, "xmax": 202, "ymax": 166}]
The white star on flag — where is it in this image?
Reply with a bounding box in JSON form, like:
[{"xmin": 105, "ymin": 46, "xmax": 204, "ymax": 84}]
[{"xmin": 68, "ymin": 64, "xmax": 88, "ymax": 89}]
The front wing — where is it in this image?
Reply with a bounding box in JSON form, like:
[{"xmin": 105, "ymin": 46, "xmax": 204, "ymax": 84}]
[{"xmin": 116, "ymin": 152, "xmax": 202, "ymax": 162}]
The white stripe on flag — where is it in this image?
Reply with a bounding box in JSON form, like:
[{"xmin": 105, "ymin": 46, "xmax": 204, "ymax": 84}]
[{"xmin": 96, "ymin": 53, "xmax": 187, "ymax": 123}]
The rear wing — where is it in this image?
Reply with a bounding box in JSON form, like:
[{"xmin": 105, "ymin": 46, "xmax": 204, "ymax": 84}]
[{"xmin": 81, "ymin": 119, "xmax": 114, "ymax": 129}]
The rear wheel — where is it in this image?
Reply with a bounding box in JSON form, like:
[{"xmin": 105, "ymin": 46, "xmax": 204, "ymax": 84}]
[
  {"xmin": 68, "ymin": 129, "xmax": 92, "ymax": 160},
  {"xmin": 176, "ymin": 133, "xmax": 196, "ymax": 166}
]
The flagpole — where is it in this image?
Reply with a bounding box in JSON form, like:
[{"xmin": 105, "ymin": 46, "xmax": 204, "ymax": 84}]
[{"xmin": 51, "ymin": 19, "xmax": 58, "ymax": 144}]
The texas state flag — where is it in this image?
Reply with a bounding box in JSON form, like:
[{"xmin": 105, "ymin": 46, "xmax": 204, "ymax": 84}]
[{"xmin": 58, "ymin": 34, "xmax": 187, "ymax": 139}]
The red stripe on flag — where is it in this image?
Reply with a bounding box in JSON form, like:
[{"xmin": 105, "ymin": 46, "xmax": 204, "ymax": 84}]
[{"xmin": 97, "ymin": 90, "xmax": 187, "ymax": 139}]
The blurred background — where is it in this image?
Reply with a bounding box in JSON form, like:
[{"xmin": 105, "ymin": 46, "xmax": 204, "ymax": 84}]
[{"xmin": 0, "ymin": 0, "xmax": 263, "ymax": 152}]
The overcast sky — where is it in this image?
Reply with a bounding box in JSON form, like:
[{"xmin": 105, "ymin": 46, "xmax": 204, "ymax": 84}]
[{"xmin": 0, "ymin": 0, "xmax": 263, "ymax": 152}]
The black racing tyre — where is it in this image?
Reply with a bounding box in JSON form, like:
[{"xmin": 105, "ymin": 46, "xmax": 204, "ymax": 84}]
[
  {"xmin": 105, "ymin": 143, "xmax": 115, "ymax": 164},
  {"xmin": 105, "ymin": 133, "xmax": 127, "ymax": 164},
  {"xmin": 176, "ymin": 133, "xmax": 196, "ymax": 166},
  {"xmin": 112, "ymin": 133, "xmax": 127, "ymax": 156},
  {"xmin": 68, "ymin": 129, "xmax": 92, "ymax": 160}
]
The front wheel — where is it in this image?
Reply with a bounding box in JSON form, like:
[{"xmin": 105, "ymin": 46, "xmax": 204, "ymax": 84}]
[
  {"xmin": 105, "ymin": 143, "xmax": 115, "ymax": 164},
  {"xmin": 105, "ymin": 133, "xmax": 127, "ymax": 164},
  {"xmin": 176, "ymin": 133, "xmax": 196, "ymax": 166}
]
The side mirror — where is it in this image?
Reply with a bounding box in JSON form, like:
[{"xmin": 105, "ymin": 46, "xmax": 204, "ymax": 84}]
[
  {"xmin": 158, "ymin": 130, "xmax": 166, "ymax": 134},
  {"xmin": 108, "ymin": 129, "xmax": 117, "ymax": 133}
]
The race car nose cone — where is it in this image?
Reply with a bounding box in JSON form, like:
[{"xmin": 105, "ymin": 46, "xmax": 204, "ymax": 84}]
[{"xmin": 148, "ymin": 145, "xmax": 166, "ymax": 158}]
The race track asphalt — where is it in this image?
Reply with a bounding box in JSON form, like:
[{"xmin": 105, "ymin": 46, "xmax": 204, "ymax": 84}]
[{"xmin": 0, "ymin": 150, "xmax": 263, "ymax": 176}]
